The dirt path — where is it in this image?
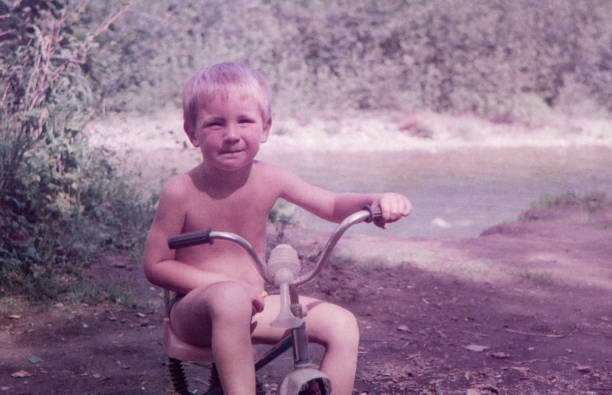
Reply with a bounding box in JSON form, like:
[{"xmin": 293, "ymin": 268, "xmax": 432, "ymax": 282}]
[{"xmin": 2, "ymin": 202, "xmax": 611, "ymax": 394}]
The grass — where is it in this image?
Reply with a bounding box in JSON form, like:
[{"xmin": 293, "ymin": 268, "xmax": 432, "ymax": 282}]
[
  {"xmin": 0, "ymin": 297, "xmax": 30, "ymax": 318},
  {"xmin": 513, "ymin": 270, "xmax": 557, "ymax": 287},
  {"xmin": 105, "ymin": 286, "xmax": 137, "ymax": 309},
  {"xmin": 520, "ymin": 191, "xmax": 609, "ymax": 221},
  {"xmin": 328, "ymin": 251, "xmax": 423, "ymax": 271},
  {"xmin": 537, "ymin": 191, "xmax": 607, "ymax": 211}
]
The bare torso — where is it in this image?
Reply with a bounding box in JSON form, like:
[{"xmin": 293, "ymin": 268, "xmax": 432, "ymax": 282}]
[{"xmin": 173, "ymin": 161, "xmax": 278, "ymax": 288}]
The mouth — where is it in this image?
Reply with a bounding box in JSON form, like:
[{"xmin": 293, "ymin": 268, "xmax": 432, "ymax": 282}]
[{"xmin": 219, "ymin": 149, "xmax": 245, "ymax": 155}]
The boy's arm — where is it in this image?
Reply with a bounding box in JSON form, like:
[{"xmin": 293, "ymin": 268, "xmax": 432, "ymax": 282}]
[
  {"xmin": 272, "ymin": 165, "xmax": 411, "ymax": 225},
  {"xmin": 143, "ymin": 177, "xmax": 233, "ymax": 294}
]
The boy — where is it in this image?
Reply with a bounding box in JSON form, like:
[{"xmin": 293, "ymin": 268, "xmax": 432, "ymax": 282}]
[{"xmin": 143, "ymin": 62, "xmax": 412, "ymax": 395}]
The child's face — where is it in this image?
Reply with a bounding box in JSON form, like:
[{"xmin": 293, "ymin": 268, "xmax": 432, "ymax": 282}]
[{"xmin": 187, "ymin": 88, "xmax": 271, "ymax": 173}]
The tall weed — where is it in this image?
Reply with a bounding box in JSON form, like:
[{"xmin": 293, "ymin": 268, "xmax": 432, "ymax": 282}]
[{"xmin": 0, "ymin": 1, "xmax": 152, "ymax": 301}]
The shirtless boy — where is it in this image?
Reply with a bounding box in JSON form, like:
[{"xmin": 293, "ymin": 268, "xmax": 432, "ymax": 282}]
[{"xmin": 143, "ymin": 62, "xmax": 412, "ymax": 395}]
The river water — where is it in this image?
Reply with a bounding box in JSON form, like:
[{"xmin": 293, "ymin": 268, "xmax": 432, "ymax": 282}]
[
  {"xmin": 87, "ymin": 110, "xmax": 612, "ymax": 239},
  {"xmin": 258, "ymin": 146, "xmax": 612, "ymax": 239}
]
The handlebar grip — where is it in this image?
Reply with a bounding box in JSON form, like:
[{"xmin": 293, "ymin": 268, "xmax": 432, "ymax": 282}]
[
  {"xmin": 364, "ymin": 205, "xmax": 383, "ymax": 224},
  {"xmin": 168, "ymin": 228, "xmax": 213, "ymax": 249}
]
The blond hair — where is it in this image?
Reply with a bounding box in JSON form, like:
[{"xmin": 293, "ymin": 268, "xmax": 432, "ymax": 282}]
[{"xmin": 182, "ymin": 62, "xmax": 271, "ymax": 132}]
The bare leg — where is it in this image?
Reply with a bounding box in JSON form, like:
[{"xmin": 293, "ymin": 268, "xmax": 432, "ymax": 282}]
[
  {"xmin": 252, "ymin": 295, "xmax": 360, "ymax": 395},
  {"xmin": 305, "ymin": 299, "xmax": 359, "ymax": 395},
  {"xmin": 170, "ymin": 282, "xmax": 256, "ymax": 395}
]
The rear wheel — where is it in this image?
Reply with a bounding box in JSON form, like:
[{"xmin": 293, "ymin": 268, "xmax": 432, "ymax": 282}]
[
  {"xmin": 167, "ymin": 359, "xmax": 265, "ymax": 395},
  {"xmin": 167, "ymin": 357, "xmax": 191, "ymax": 395}
]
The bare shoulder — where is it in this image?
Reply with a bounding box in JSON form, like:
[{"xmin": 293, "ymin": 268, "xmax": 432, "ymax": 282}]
[
  {"xmin": 153, "ymin": 173, "xmax": 197, "ymax": 224},
  {"xmin": 253, "ymin": 160, "xmax": 296, "ymax": 185},
  {"xmin": 161, "ymin": 172, "xmax": 196, "ymax": 201}
]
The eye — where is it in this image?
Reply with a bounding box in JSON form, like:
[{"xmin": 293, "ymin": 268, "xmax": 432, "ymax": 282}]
[
  {"xmin": 203, "ymin": 120, "xmax": 224, "ymax": 128},
  {"xmin": 238, "ymin": 117, "xmax": 256, "ymax": 124}
]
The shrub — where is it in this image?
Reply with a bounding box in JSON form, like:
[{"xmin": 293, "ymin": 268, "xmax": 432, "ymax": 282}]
[
  {"xmin": 93, "ymin": 0, "xmax": 612, "ymax": 120},
  {"xmin": 0, "ymin": 0, "xmax": 152, "ymax": 301},
  {"xmin": 519, "ymin": 191, "xmax": 609, "ymax": 221}
]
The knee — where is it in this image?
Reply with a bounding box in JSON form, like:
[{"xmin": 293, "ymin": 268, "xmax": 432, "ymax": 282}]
[
  {"xmin": 204, "ymin": 281, "xmax": 252, "ymax": 322},
  {"xmin": 316, "ymin": 306, "xmax": 360, "ymax": 350},
  {"xmin": 334, "ymin": 309, "xmax": 360, "ymax": 346}
]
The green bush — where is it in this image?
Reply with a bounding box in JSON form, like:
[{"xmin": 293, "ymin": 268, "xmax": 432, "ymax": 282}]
[
  {"xmin": 93, "ymin": 0, "xmax": 612, "ymax": 119},
  {"xmin": 0, "ymin": 1, "xmax": 153, "ymax": 301},
  {"xmin": 519, "ymin": 191, "xmax": 609, "ymax": 221}
]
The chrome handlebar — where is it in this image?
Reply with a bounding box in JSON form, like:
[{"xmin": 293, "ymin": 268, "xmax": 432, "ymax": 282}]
[
  {"xmin": 294, "ymin": 208, "xmax": 372, "ymax": 285},
  {"xmin": 168, "ymin": 206, "xmax": 382, "ymax": 285}
]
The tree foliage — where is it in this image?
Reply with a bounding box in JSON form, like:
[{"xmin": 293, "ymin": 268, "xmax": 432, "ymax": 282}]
[{"xmin": 95, "ymin": 0, "xmax": 612, "ymax": 120}]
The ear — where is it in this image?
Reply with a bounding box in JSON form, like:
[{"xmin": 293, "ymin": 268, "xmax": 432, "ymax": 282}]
[
  {"xmin": 260, "ymin": 117, "xmax": 271, "ymax": 143},
  {"xmin": 184, "ymin": 121, "xmax": 199, "ymax": 147}
]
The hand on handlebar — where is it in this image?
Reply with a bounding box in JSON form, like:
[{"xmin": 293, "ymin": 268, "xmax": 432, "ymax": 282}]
[
  {"xmin": 373, "ymin": 193, "xmax": 413, "ymax": 229},
  {"xmin": 245, "ymin": 285, "xmax": 266, "ymax": 316}
]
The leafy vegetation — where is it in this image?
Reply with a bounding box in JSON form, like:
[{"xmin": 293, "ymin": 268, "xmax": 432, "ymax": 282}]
[
  {"xmin": 268, "ymin": 200, "xmax": 297, "ymax": 247},
  {"xmin": 0, "ymin": 1, "xmax": 153, "ymax": 301},
  {"xmin": 536, "ymin": 191, "xmax": 607, "ymax": 211},
  {"xmin": 93, "ymin": 0, "xmax": 612, "ymax": 121},
  {"xmin": 520, "ymin": 191, "xmax": 609, "ymax": 221}
]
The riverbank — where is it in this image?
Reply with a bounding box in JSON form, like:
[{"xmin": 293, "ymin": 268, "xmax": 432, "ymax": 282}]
[
  {"xmin": 86, "ymin": 109, "xmax": 612, "ymax": 239},
  {"xmin": 87, "ymin": 108, "xmax": 612, "ymax": 152}
]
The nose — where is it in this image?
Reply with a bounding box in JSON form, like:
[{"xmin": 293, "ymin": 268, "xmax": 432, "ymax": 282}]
[{"xmin": 223, "ymin": 123, "xmax": 240, "ymax": 143}]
